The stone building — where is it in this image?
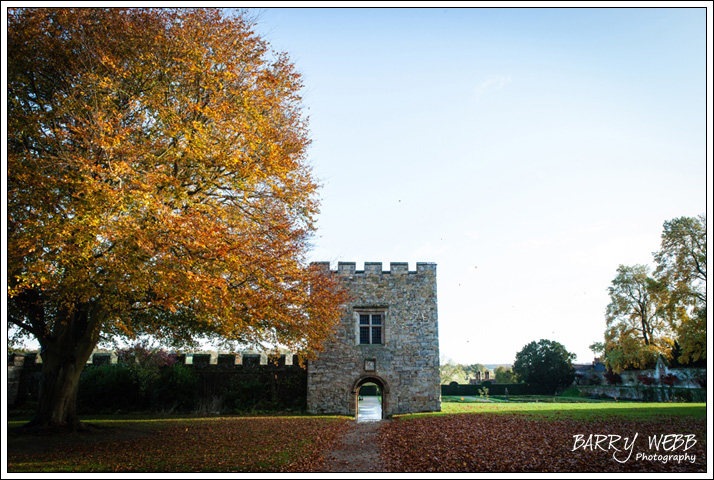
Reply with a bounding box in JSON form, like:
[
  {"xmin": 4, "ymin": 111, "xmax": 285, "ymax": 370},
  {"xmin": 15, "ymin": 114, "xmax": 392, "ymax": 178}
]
[{"xmin": 307, "ymin": 261, "xmax": 441, "ymax": 419}]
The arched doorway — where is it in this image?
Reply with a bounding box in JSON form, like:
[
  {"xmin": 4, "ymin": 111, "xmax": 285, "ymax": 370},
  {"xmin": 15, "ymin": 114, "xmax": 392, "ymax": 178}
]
[{"xmin": 351, "ymin": 375, "xmax": 389, "ymax": 421}]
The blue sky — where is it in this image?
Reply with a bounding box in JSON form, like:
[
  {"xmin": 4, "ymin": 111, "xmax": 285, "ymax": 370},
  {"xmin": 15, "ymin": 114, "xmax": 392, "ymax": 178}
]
[
  {"xmin": 245, "ymin": 7, "xmax": 708, "ymax": 364},
  {"xmin": 2, "ymin": 6, "xmax": 708, "ymax": 366}
]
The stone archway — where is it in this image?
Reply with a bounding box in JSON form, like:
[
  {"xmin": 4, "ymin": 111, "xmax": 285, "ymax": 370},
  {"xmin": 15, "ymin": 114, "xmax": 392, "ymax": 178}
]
[{"xmin": 350, "ymin": 375, "xmax": 390, "ymax": 421}]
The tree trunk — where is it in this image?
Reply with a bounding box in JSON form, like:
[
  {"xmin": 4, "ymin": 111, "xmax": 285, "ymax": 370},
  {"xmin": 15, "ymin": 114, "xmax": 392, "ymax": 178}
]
[
  {"xmin": 27, "ymin": 352, "xmax": 89, "ymax": 428},
  {"xmin": 641, "ymin": 313, "xmax": 650, "ymax": 346},
  {"xmin": 24, "ymin": 303, "xmax": 104, "ymax": 430}
]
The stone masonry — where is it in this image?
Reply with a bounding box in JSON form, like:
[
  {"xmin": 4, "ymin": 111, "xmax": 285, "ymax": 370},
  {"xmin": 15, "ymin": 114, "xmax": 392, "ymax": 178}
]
[{"xmin": 307, "ymin": 262, "xmax": 441, "ymax": 418}]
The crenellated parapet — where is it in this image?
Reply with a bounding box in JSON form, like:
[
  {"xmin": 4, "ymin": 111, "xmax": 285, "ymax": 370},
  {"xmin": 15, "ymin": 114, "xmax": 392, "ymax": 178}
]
[{"xmin": 311, "ymin": 261, "xmax": 437, "ymax": 276}]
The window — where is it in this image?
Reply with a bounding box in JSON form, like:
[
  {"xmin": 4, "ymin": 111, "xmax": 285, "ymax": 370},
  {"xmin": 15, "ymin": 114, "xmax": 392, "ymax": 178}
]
[{"xmin": 359, "ymin": 313, "xmax": 383, "ymax": 344}]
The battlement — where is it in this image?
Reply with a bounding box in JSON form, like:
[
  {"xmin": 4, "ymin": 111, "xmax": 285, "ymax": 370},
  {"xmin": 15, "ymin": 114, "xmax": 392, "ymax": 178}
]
[{"xmin": 311, "ymin": 261, "xmax": 436, "ymax": 275}]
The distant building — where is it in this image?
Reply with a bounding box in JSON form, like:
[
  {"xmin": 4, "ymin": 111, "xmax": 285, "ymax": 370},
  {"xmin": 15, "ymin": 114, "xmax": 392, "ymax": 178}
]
[
  {"xmin": 573, "ymin": 358, "xmax": 606, "ymax": 374},
  {"xmin": 468, "ymin": 370, "xmax": 494, "ymax": 384},
  {"xmin": 573, "ymin": 358, "xmax": 607, "ymax": 385}
]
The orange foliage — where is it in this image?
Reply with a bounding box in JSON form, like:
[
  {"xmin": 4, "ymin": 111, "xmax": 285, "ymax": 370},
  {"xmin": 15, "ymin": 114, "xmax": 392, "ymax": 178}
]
[{"xmin": 8, "ymin": 8, "xmax": 348, "ymax": 358}]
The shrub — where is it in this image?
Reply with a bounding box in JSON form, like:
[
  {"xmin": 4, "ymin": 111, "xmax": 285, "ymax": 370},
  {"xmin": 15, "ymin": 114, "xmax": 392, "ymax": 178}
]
[
  {"xmin": 223, "ymin": 375, "xmax": 274, "ymax": 413},
  {"xmin": 660, "ymin": 373, "xmax": 679, "ymax": 387},
  {"xmin": 641, "ymin": 387, "xmax": 659, "ymax": 402},
  {"xmin": 560, "ymin": 387, "xmax": 582, "ymax": 397},
  {"xmin": 117, "ymin": 342, "xmax": 178, "ymax": 395},
  {"xmin": 603, "ymin": 370, "xmax": 622, "ymax": 385},
  {"xmin": 638, "ymin": 375, "xmax": 656, "ymax": 386},
  {"xmin": 151, "ymin": 364, "xmax": 199, "ymax": 411},
  {"xmin": 673, "ymin": 389, "xmax": 693, "ymax": 403},
  {"xmin": 78, "ymin": 364, "xmax": 142, "ymax": 413}
]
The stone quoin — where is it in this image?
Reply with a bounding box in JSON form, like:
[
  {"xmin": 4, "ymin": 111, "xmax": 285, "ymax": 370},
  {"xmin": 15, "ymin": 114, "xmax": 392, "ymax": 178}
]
[{"xmin": 307, "ymin": 261, "xmax": 441, "ymax": 418}]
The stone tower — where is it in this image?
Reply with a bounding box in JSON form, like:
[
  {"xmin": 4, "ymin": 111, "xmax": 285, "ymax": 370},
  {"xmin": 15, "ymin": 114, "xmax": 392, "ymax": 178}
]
[{"xmin": 307, "ymin": 261, "xmax": 441, "ymax": 418}]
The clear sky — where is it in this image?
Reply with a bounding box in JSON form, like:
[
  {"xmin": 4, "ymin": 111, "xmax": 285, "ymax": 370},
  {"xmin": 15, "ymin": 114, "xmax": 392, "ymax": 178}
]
[{"xmin": 243, "ymin": 6, "xmax": 709, "ymax": 365}]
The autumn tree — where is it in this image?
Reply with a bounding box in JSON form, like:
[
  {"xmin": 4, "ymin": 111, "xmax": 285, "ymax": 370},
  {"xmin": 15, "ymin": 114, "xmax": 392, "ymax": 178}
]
[
  {"xmin": 512, "ymin": 339, "xmax": 575, "ymax": 394},
  {"xmin": 591, "ymin": 265, "xmax": 673, "ymax": 372},
  {"xmin": 8, "ymin": 8, "xmax": 348, "ymax": 429},
  {"xmin": 591, "ymin": 215, "xmax": 705, "ymax": 372},
  {"xmin": 653, "ymin": 215, "xmax": 706, "ymax": 364}
]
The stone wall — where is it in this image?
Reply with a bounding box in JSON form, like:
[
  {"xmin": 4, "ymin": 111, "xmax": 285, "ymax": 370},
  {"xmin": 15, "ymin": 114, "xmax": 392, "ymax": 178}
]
[
  {"xmin": 575, "ymin": 364, "xmax": 706, "ymax": 389},
  {"xmin": 7, "ymin": 354, "xmax": 29, "ymax": 407},
  {"xmin": 7, "ymin": 349, "xmax": 299, "ymax": 410},
  {"xmin": 7, "ymin": 353, "xmax": 42, "ymax": 409},
  {"xmin": 575, "ymin": 385, "xmax": 706, "ymax": 402},
  {"xmin": 307, "ymin": 262, "xmax": 441, "ymax": 417},
  {"xmin": 7, "ymin": 352, "xmax": 307, "ymax": 413}
]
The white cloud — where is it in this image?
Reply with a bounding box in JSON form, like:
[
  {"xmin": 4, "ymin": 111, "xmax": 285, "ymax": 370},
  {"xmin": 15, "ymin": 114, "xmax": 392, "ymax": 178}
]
[{"xmin": 474, "ymin": 74, "xmax": 512, "ymax": 98}]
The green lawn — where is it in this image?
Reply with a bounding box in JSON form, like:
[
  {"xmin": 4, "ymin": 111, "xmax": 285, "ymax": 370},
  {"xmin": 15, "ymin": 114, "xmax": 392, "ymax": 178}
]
[
  {"xmin": 434, "ymin": 400, "xmax": 707, "ymax": 421},
  {"xmin": 442, "ymin": 394, "xmax": 613, "ymax": 403}
]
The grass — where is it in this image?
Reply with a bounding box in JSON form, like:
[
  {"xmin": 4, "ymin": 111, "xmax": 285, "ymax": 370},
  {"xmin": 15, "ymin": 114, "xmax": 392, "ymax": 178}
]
[
  {"xmin": 441, "ymin": 394, "xmax": 614, "ymax": 404},
  {"xmin": 432, "ymin": 399, "xmax": 707, "ymax": 421},
  {"xmin": 6, "ymin": 411, "xmax": 346, "ymax": 427}
]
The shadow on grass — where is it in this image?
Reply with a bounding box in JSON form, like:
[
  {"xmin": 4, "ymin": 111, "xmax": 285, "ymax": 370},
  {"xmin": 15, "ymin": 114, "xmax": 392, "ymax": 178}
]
[{"xmin": 7, "ymin": 415, "xmax": 351, "ymax": 473}]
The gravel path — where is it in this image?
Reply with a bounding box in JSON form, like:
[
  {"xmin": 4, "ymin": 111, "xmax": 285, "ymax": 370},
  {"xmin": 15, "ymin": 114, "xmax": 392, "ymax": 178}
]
[{"xmin": 324, "ymin": 420, "xmax": 387, "ymax": 472}]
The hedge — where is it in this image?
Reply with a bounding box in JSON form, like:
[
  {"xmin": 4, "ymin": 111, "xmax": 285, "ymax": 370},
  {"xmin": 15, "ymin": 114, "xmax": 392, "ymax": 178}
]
[
  {"xmin": 11, "ymin": 362, "xmax": 308, "ymax": 415},
  {"xmin": 441, "ymin": 383, "xmax": 533, "ymax": 396}
]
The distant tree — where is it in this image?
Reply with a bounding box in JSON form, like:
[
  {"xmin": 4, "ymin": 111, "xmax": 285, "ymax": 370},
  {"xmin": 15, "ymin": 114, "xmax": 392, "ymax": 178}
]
[
  {"xmin": 494, "ymin": 366, "xmax": 518, "ymax": 384},
  {"xmin": 653, "ymin": 215, "xmax": 706, "ymax": 364},
  {"xmin": 594, "ymin": 265, "xmax": 673, "ymax": 372},
  {"xmin": 669, "ymin": 340, "xmax": 706, "ymax": 369},
  {"xmin": 512, "ymin": 339, "xmax": 575, "ymax": 394},
  {"xmin": 439, "ymin": 358, "xmax": 489, "ymax": 384},
  {"xmin": 440, "ymin": 356, "xmax": 466, "ymax": 384},
  {"xmin": 462, "ymin": 363, "xmax": 488, "ymax": 381}
]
